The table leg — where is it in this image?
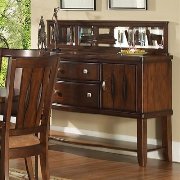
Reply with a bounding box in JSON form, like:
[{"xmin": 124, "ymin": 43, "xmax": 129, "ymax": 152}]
[
  {"xmin": 161, "ymin": 115, "xmax": 172, "ymax": 162},
  {"xmin": 137, "ymin": 118, "xmax": 147, "ymax": 167}
]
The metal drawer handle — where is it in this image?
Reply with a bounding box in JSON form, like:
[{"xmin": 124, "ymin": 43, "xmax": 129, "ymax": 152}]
[
  {"xmin": 83, "ymin": 69, "xmax": 88, "ymax": 74},
  {"xmin": 87, "ymin": 92, "xmax": 92, "ymax": 98},
  {"xmin": 55, "ymin": 90, "xmax": 62, "ymax": 97},
  {"xmin": 58, "ymin": 68, "xmax": 65, "ymax": 74},
  {"xmin": 102, "ymin": 81, "xmax": 106, "ymax": 91}
]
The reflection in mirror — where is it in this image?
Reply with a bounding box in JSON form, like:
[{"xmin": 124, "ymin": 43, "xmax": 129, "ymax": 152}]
[
  {"xmin": 99, "ymin": 28, "xmax": 110, "ymax": 34},
  {"xmin": 79, "ymin": 26, "xmax": 94, "ymax": 46},
  {"xmin": 50, "ymin": 25, "xmax": 75, "ymax": 46},
  {"xmin": 114, "ymin": 26, "xmax": 164, "ymax": 49},
  {"xmin": 66, "ymin": 26, "xmax": 75, "ymax": 45},
  {"xmin": 97, "ymin": 28, "xmax": 116, "ymax": 46}
]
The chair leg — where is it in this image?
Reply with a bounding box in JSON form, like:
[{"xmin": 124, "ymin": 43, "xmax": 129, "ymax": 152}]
[
  {"xmin": 0, "ymin": 156, "xmax": 4, "ymax": 179},
  {"xmin": 0, "ymin": 140, "xmax": 9, "ymax": 179},
  {"xmin": 40, "ymin": 151, "xmax": 49, "ymax": 180},
  {"xmin": 35, "ymin": 155, "xmax": 39, "ymax": 180},
  {"xmin": 25, "ymin": 157, "xmax": 35, "ymax": 180},
  {"xmin": 0, "ymin": 156, "xmax": 9, "ymax": 180}
]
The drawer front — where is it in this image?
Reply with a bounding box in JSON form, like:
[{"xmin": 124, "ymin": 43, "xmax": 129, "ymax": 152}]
[
  {"xmin": 57, "ymin": 61, "xmax": 100, "ymax": 81},
  {"xmin": 53, "ymin": 82, "xmax": 100, "ymax": 108}
]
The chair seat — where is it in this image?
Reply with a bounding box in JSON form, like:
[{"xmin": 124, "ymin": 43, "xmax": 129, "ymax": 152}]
[
  {"xmin": 0, "ymin": 122, "xmax": 40, "ymax": 148},
  {"xmin": 9, "ymin": 135, "xmax": 40, "ymax": 148},
  {"xmin": 0, "ymin": 133, "xmax": 40, "ymax": 149}
]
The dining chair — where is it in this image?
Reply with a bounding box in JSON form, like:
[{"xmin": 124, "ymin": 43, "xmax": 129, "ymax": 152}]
[{"xmin": 0, "ymin": 53, "xmax": 59, "ymax": 179}]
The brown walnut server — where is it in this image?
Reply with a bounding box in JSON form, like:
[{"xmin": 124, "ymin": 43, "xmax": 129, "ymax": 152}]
[{"xmin": 47, "ymin": 20, "xmax": 172, "ymax": 167}]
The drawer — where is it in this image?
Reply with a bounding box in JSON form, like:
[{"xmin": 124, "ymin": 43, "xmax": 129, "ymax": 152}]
[
  {"xmin": 57, "ymin": 61, "xmax": 100, "ymax": 81},
  {"xmin": 53, "ymin": 82, "xmax": 100, "ymax": 108}
]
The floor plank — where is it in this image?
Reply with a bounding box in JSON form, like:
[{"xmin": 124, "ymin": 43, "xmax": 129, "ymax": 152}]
[{"xmin": 10, "ymin": 141, "xmax": 180, "ymax": 180}]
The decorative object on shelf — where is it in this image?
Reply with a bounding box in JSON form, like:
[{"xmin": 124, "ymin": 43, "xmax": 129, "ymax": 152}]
[
  {"xmin": 109, "ymin": 0, "xmax": 147, "ymax": 10},
  {"xmin": 38, "ymin": 16, "xmax": 47, "ymax": 49},
  {"xmin": 117, "ymin": 49, "xmax": 147, "ymax": 55},
  {"xmin": 60, "ymin": 0, "xmax": 96, "ymax": 11},
  {"xmin": 52, "ymin": 7, "xmax": 61, "ymax": 51}
]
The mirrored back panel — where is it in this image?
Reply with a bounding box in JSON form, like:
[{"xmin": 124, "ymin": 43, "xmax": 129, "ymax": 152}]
[
  {"xmin": 114, "ymin": 26, "xmax": 164, "ymax": 49},
  {"xmin": 47, "ymin": 20, "xmax": 168, "ymax": 54}
]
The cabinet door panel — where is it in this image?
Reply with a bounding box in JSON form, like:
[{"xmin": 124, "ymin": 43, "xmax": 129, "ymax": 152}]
[
  {"xmin": 102, "ymin": 63, "xmax": 124, "ymax": 109},
  {"xmin": 102, "ymin": 63, "xmax": 137, "ymax": 112},
  {"xmin": 53, "ymin": 82, "xmax": 100, "ymax": 108},
  {"xmin": 122, "ymin": 65, "xmax": 137, "ymax": 111}
]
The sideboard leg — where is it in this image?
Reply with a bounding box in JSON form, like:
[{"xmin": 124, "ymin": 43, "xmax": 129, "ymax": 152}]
[
  {"xmin": 137, "ymin": 118, "xmax": 147, "ymax": 167},
  {"xmin": 161, "ymin": 115, "xmax": 172, "ymax": 162}
]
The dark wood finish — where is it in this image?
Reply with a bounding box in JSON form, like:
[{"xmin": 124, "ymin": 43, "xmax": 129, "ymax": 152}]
[
  {"xmin": 102, "ymin": 63, "xmax": 136, "ymax": 111},
  {"xmin": 143, "ymin": 59, "xmax": 172, "ymax": 112},
  {"xmin": 0, "ymin": 48, "xmax": 53, "ymax": 115},
  {"xmin": 137, "ymin": 118, "xmax": 147, "ymax": 167},
  {"xmin": 57, "ymin": 61, "xmax": 100, "ymax": 81},
  {"xmin": 53, "ymin": 82, "xmax": 100, "ymax": 108},
  {"xmin": 52, "ymin": 54, "xmax": 172, "ymax": 118},
  {"xmin": 161, "ymin": 115, "xmax": 172, "ymax": 162},
  {"xmin": 47, "ymin": 20, "xmax": 172, "ymax": 167},
  {"xmin": 0, "ymin": 48, "xmax": 50, "ymax": 73},
  {"xmin": 51, "ymin": 54, "xmax": 172, "ymax": 167},
  {"xmin": 0, "ymin": 48, "xmax": 46, "ymax": 58},
  {"xmin": 0, "ymin": 48, "xmax": 52, "ymax": 88},
  {"xmin": 0, "ymin": 52, "xmax": 59, "ymax": 179}
]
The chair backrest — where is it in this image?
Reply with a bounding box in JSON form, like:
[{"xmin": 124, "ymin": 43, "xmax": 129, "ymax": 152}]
[
  {"xmin": 0, "ymin": 48, "xmax": 52, "ymax": 87},
  {"xmin": 0, "ymin": 48, "xmax": 44, "ymax": 69},
  {"xmin": 3, "ymin": 54, "xmax": 59, "ymax": 136},
  {"xmin": 0, "ymin": 48, "xmax": 43, "ymax": 57}
]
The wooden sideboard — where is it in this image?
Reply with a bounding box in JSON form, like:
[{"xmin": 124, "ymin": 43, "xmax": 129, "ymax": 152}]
[{"xmin": 47, "ymin": 20, "xmax": 173, "ymax": 167}]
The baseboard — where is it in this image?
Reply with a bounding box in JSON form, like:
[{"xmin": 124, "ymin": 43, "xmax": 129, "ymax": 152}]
[
  {"xmin": 50, "ymin": 125, "xmax": 180, "ymax": 162},
  {"xmin": 172, "ymin": 141, "xmax": 180, "ymax": 163}
]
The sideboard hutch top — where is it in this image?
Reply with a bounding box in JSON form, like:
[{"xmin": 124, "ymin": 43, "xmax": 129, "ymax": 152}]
[{"xmin": 47, "ymin": 20, "xmax": 169, "ymax": 55}]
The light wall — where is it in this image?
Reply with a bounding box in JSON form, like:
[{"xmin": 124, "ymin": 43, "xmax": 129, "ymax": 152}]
[{"xmin": 31, "ymin": 0, "xmax": 180, "ymax": 142}]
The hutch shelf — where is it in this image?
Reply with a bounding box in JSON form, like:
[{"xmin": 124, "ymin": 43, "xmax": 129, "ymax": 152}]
[{"xmin": 47, "ymin": 20, "xmax": 173, "ymax": 167}]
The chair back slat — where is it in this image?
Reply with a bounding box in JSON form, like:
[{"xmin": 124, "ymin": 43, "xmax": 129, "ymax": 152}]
[{"xmin": 17, "ymin": 67, "xmax": 44, "ymax": 128}]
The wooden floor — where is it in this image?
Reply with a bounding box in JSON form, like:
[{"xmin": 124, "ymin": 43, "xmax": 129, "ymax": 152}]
[{"xmin": 10, "ymin": 141, "xmax": 180, "ymax": 180}]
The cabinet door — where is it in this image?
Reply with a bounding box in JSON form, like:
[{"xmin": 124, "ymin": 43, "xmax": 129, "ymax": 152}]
[{"xmin": 102, "ymin": 63, "xmax": 137, "ymax": 112}]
